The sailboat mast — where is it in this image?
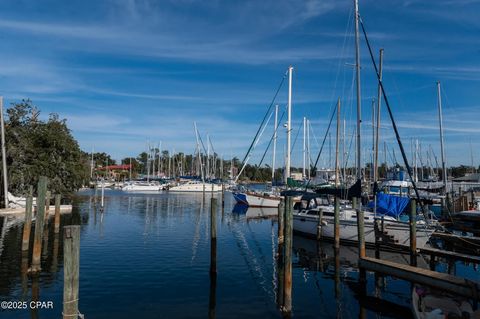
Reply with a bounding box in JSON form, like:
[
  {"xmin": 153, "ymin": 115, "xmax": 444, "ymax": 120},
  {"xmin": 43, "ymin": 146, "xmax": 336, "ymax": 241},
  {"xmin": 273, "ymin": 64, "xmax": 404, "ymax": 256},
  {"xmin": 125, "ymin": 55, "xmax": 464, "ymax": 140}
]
[
  {"xmin": 354, "ymin": 0, "xmax": 362, "ymax": 185},
  {"xmin": 303, "ymin": 116, "xmax": 306, "ymax": 179},
  {"xmin": 194, "ymin": 122, "xmax": 204, "ymax": 182},
  {"xmin": 0, "ymin": 97, "xmax": 8, "ymax": 208},
  {"xmin": 374, "ymin": 49, "xmax": 384, "ymax": 183},
  {"xmin": 437, "ymin": 81, "xmax": 447, "ymax": 194},
  {"xmin": 335, "ymin": 98, "xmax": 341, "ymax": 187},
  {"xmin": 307, "ymin": 119, "xmax": 311, "ymax": 179},
  {"xmin": 285, "ymin": 66, "xmax": 293, "ymax": 184},
  {"xmin": 272, "ymin": 105, "xmax": 278, "ymax": 182}
]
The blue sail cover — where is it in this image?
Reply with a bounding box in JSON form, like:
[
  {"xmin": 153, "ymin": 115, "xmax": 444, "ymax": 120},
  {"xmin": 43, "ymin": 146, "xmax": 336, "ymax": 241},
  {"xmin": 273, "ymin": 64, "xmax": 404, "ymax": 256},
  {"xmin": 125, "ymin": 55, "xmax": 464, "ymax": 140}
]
[{"xmin": 368, "ymin": 192, "xmax": 410, "ymax": 218}]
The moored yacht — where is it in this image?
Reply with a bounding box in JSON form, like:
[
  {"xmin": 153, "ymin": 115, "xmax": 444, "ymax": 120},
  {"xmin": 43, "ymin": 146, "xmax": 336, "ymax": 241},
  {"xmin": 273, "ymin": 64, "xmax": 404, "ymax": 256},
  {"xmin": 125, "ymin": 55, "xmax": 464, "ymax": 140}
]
[{"xmin": 168, "ymin": 180, "xmax": 222, "ymax": 192}]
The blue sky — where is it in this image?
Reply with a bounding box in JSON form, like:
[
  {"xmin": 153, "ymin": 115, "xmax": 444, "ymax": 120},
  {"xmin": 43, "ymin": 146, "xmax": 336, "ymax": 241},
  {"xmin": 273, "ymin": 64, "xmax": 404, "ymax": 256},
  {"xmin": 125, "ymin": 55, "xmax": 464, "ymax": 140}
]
[{"xmin": 0, "ymin": 0, "xmax": 479, "ymax": 168}]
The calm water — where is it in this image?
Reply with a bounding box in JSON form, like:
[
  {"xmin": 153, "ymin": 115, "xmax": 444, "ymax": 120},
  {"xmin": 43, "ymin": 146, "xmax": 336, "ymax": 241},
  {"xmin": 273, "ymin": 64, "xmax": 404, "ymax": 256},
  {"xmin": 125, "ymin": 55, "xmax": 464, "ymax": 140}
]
[{"xmin": 0, "ymin": 190, "xmax": 478, "ymax": 318}]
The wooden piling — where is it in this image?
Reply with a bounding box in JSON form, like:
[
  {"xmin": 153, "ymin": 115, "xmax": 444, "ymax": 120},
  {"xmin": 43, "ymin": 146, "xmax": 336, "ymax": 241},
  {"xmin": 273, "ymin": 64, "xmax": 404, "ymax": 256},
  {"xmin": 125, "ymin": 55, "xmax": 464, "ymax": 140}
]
[
  {"xmin": 283, "ymin": 196, "xmax": 293, "ymax": 313},
  {"xmin": 45, "ymin": 190, "xmax": 51, "ymax": 214},
  {"xmin": 31, "ymin": 176, "xmax": 48, "ymax": 273},
  {"xmin": 316, "ymin": 208, "xmax": 323, "ymax": 240},
  {"xmin": 278, "ymin": 200, "xmax": 284, "ymax": 246},
  {"xmin": 356, "ymin": 197, "xmax": 366, "ymax": 285},
  {"xmin": 21, "ymin": 191, "xmax": 33, "ymax": 251},
  {"xmin": 63, "ymin": 225, "xmax": 80, "ymax": 319},
  {"xmin": 276, "ymin": 200, "xmax": 285, "ymax": 308},
  {"xmin": 54, "ymin": 194, "xmax": 61, "ymax": 233},
  {"xmin": 210, "ymin": 198, "xmax": 217, "ymax": 275},
  {"xmin": 334, "ymin": 196, "xmax": 340, "ymax": 249},
  {"xmin": 410, "ymin": 199, "xmax": 417, "ymax": 267}
]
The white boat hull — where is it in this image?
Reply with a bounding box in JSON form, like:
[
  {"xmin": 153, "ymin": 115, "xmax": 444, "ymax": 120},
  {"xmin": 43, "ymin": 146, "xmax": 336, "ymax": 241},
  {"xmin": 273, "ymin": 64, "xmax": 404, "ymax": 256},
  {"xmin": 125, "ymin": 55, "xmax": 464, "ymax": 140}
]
[
  {"xmin": 245, "ymin": 193, "xmax": 281, "ymax": 208},
  {"xmin": 293, "ymin": 212, "xmax": 433, "ymax": 248},
  {"xmin": 169, "ymin": 182, "xmax": 222, "ymax": 192}
]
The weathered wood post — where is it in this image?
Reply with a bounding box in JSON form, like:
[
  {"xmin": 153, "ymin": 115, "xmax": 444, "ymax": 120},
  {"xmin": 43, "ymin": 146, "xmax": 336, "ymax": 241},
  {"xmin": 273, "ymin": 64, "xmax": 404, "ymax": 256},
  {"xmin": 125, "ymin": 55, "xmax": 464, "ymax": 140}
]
[
  {"xmin": 210, "ymin": 198, "xmax": 217, "ymax": 275},
  {"xmin": 278, "ymin": 200, "xmax": 285, "ymax": 247},
  {"xmin": 31, "ymin": 176, "xmax": 48, "ymax": 273},
  {"xmin": 355, "ymin": 197, "xmax": 367, "ymax": 285},
  {"xmin": 374, "ymin": 218, "xmax": 380, "ymax": 259},
  {"xmin": 45, "ymin": 190, "xmax": 51, "ymax": 215},
  {"xmin": 54, "ymin": 194, "xmax": 61, "ymax": 233},
  {"xmin": 21, "ymin": 188, "xmax": 34, "ymax": 251},
  {"xmin": 276, "ymin": 200, "xmax": 285, "ymax": 308},
  {"xmin": 334, "ymin": 196, "xmax": 340, "ymax": 249},
  {"xmin": 283, "ymin": 196, "xmax": 293, "ymax": 313},
  {"xmin": 63, "ymin": 225, "xmax": 80, "ymax": 319},
  {"xmin": 409, "ymin": 199, "xmax": 417, "ymax": 267},
  {"xmin": 316, "ymin": 208, "xmax": 324, "ymax": 240}
]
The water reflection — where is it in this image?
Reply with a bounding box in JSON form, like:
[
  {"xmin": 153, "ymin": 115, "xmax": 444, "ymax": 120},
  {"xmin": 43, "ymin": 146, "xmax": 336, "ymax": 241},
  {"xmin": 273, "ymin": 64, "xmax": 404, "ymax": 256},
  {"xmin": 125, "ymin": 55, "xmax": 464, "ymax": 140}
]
[{"xmin": 0, "ymin": 190, "xmax": 478, "ymax": 319}]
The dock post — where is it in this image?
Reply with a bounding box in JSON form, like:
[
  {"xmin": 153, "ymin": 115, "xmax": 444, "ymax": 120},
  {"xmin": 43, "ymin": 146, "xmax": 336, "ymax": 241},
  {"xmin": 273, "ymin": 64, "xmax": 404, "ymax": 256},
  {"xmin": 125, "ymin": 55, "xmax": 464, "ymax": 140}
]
[
  {"xmin": 210, "ymin": 198, "xmax": 217, "ymax": 275},
  {"xmin": 283, "ymin": 196, "xmax": 293, "ymax": 313},
  {"xmin": 410, "ymin": 199, "xmax": 417, "ymax": 267},
  {"xmin": 334, "ymin": 196, "xmax": 340, "ymax": 249},
  {"xmin": 21, "ymin": 187, "xmax": 34, "ymax": 251},
  {"xmin": 54, "ymin": 194, "xmax": 61, "ymax": 233},
  {"xmin": 276, "ymin": 200, "xmax": 285, "ymax": 308},
  {"xmin": 31, "ymin": 176, "xmax": 48, "ymax": 273},
  {"xmin": 374, "ymin": 218, "xmax": 380, "ymax": 259},
  {"xmin": 63, "ymin": 225, "xmax": 80, "ymax": 319},
  {"xmin": 316, "ymin": 208, "xmax": 323, "ymax": 240},
  {"xmin": 352, "ymin": 197, "xmax": 357, "ymax": 210},
  {"xmin": 278, "ymin": 200, "xmax": 284, "ymax": 246},
  {"xmin": 355, "ymin": 197, "xmax": 367, "ymax": 285},
  {"xmin": 45, "ymin": 190, "xmax": 51, "ymax": 215}
]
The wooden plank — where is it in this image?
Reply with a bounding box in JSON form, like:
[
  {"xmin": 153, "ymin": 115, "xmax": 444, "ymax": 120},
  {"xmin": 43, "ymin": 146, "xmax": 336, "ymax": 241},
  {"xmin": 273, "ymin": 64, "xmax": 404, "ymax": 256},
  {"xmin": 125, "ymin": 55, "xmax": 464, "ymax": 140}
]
[
  {"xmin": 432, "ymin": 232, "xmax": 480, "ymax": 245},
  {"xmin": 359, "ymin": 256, "xmax": 479, "ymax": 300},
  {"xmin": 419, "ymin": 247, "xmax": 480, "ymax": 264}
]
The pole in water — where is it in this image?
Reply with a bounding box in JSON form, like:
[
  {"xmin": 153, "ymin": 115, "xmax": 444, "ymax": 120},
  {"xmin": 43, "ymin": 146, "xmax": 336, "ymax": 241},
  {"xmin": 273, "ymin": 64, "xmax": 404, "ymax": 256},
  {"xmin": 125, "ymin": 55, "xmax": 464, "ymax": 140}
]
[
  {"xmin": 410, "ymin": 199, "xmax": 417, "ymax": 267},
  {"xmin": 63, "ymin": 225, "xmax": 80, "ymax": 319},
  {"xmin": 54, "ymin": 194, "xmax": 61, "ymax": 233},
  {"xmin": 355, "ymin": 197, "xmax": 367, "ymax": 286},
  {"xmin": 45, "ymin": 190, "xmax": 51, "ymax": 214},
  {"xmin": 276, "ymin": 200, "xmax": 285, "ymax": 308},
  {"xmin": 334, "ymin": 196, "xmax": 340, "ymax": 249},
  {"xmin": 210, "ymin": 198, "xmax": 217, "ymax": 275},
  {"xmin": 31, "ymin": 176, "xmax": 48, "ymax": 273},
  {"xmin": 283, "ymin": 196, "xmax": 293, "ymax": 313},
  {"xmin": 21, "ymin": 188, "xmax": 34, "ymax": 251}
]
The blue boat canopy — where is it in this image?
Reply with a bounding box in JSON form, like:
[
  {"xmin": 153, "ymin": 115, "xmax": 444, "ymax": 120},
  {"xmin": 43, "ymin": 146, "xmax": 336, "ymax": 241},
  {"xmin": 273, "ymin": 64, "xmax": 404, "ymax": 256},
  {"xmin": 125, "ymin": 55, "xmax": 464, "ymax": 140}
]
[{"xmin": 368, "ymin": 192, "xmax": 410, "ymax": 218}]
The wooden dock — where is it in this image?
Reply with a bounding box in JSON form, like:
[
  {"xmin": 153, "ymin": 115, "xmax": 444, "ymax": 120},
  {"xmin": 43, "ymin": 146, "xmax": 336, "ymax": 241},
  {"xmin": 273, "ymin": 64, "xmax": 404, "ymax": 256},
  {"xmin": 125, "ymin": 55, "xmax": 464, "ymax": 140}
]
[
  {"xmin": 359, "ymin": 256, "xmax": 480, "ymax": 300},
  {"xmin": 0, "ymin": 205, "xmax": 73, "ymax": 217}
]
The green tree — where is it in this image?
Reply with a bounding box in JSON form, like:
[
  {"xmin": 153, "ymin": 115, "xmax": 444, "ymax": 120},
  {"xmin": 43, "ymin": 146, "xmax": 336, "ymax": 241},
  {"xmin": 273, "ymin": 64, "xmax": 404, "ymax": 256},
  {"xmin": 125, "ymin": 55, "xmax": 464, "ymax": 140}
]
[{"xmin": 4, "ymin": 99, "xmax": 88, "ymax": 196}]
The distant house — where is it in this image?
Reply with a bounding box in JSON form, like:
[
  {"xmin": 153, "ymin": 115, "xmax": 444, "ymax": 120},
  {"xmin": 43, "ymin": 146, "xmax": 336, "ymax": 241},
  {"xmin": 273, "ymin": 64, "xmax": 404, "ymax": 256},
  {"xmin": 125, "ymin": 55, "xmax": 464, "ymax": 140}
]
[{"xmin": 452, "ymin": 173, "xmax": 480, "ymax": 183}]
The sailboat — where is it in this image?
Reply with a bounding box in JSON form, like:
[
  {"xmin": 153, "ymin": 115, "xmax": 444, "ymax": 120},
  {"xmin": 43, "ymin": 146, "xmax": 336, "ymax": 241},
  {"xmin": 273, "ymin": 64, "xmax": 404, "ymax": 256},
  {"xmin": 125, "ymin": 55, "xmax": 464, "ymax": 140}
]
[
  {"xmin": 169, "ymin": 123, "xmax": 222, "ymax": 193},
  {"xmin": 233, "ymin": 67, "xmax": 296, "ymax": 208},
  {"xmin": 292, "ymin": 0, "xmax": 435, "ymax": 248}
]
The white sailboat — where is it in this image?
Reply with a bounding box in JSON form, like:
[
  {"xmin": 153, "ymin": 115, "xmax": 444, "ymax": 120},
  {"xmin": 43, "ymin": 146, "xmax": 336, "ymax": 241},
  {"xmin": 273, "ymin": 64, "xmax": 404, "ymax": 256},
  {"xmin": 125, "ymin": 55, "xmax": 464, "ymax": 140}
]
[
  {"xmin": 233, "ymin": 67, "xmax": 294, "ymax": 208},
  {"xmin": 292, "ymin": 0, "xmax": 435, "ymax": 248}
]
